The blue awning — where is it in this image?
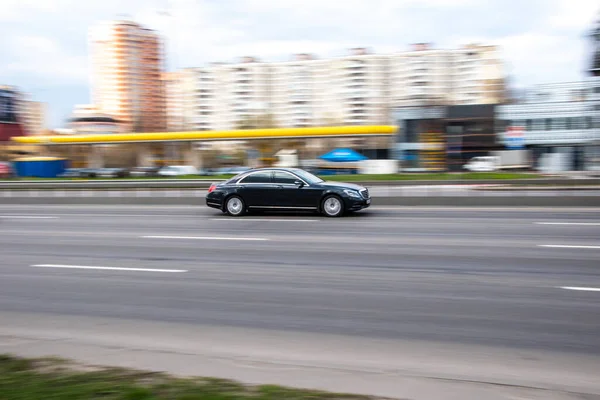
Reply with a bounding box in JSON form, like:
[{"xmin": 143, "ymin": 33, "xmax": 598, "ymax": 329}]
[{"xmin": 319, "ymin": 148, "xmax": 368, "ymax": 162}]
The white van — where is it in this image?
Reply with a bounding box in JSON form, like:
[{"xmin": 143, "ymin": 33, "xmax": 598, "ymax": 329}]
[{"xmin": 463, "ymin": 156, "xmax": 499, "ymax": 172}]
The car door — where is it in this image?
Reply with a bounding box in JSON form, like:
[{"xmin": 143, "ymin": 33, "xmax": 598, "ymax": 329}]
[
  {"xmin": 273, "ymin": 171, "xmax": 321, "ymax": 209},
  {"xmin": 237, "ymin": 170, "xmax": 277, "ymax": 208}
]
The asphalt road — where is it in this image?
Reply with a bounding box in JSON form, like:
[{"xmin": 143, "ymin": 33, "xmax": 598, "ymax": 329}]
[{"xmin": 1, "ymin": 204, "xmax": 600, "ymax": 398}]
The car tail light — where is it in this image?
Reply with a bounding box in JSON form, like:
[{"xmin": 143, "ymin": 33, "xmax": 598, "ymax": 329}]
[{"xmin": 208, "ymin": 184, "xmax": 216, "ymax": 193}]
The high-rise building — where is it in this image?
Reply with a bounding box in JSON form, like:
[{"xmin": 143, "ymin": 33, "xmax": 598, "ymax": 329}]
[
  {"xmin": 162, "ymin": 71, "xmax": 185, "ymax": 131},
  {"xmin": 89, "ymin": 20, "xmax": 166, "ymax": 132},
  {"xmin": 450, "ymin": 44, "xmax": 505, "ymax": 105},
  {"xmin": 271, "ymin": 54, "xmax": 334, "ymax": 127},
  {"xmin": 223, "ymin": 57, "xmax": 272, "ymax": 129},
  {"xmin": 0, "ymin": 85, "xmax": 25, "ymax": 143},
  {"xmin": 335, "ymin": 48, "xmax": 390, "ymax": 125},
  {"xmin": 173, "ymin": 59, "xmax": 272, "ymax": 131},
  {"xmin": 390, "ymin": 43, "xmax": 451, "ymax": 107},
  {"xmin": 165, "ymin": 44, "xmax": 505, "ymax": 131},
  {"xmin": 20, "ymin": 100, "xmax": 47, "ymax": 136},
  {"xmin": 390, "ymin": 43, "xmax": 504, "ymax": 107}
]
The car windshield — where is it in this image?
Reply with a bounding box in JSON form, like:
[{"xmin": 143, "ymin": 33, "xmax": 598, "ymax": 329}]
[{"xmin": 291, "ymin": 169, "xmax": 324, "ymax": 184}]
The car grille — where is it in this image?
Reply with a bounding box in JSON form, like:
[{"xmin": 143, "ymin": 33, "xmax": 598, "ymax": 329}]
[{"xmin": 360, "ymin": 189, "xmax": 369, "ymax": 199}]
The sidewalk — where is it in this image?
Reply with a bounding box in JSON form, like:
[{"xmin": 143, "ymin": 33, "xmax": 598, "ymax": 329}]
[{"xmin": 1, "ymin": 311, "xmax": 598, "ymax": 400}]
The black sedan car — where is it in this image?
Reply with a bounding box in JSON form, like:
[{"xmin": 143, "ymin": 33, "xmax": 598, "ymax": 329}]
[{"xmin": 206, "ymin": 168, "xmax": 371, "ymax": 217}]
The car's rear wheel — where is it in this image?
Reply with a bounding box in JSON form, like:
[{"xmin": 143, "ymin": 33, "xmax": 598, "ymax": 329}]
[
  {"xmin": 321, "ymin": 195, "xmax": 344, "ymax": 217},
  {"xmin": 225, "ymin": 195, "xmax": 245, "ymax": 217}
]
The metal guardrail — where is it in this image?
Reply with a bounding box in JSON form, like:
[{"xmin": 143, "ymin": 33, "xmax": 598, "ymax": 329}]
[
  {"xmin": 0, "ymin": 178, "xmax": 599, "ymax": 190},
  {"xmin": 0, "ymin": 179, "xmax": 220, "ymax": 190}
]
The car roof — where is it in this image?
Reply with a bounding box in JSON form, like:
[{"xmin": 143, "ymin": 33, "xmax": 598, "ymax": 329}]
[{"xmin": 242, "ymin": 167, "xmax": 298, "ymax": 173}]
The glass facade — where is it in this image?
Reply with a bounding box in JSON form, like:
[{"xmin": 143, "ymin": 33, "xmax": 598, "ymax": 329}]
[{"xmin": 394, "ymin": 105, "xmax": 498, "ymax": 171}]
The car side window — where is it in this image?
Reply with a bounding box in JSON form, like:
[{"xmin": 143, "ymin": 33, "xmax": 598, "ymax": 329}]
[
  {"xmin": 240, "ymin": 171, "xmax": 272, "ymax": 184},
  {"xmin": 273, "ymin": 171, "xmax": 298, "ymax": 185}
]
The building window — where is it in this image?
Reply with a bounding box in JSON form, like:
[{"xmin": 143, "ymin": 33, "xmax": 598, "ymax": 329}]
[
  {"xmin": 513, "ymin": 120, "xmax": 525, "ymax": 129},
  {"xmin": 552, "ymin": 118, "xmax": 567, "ymax": 130},
  {"xmin": 545, "ymin": 118, "xmax": 552, "ymax": 131},
  {"xmin": 533, "ymin": 119, "xmax": 544, "ymax": 131},
  {"xmin": 526, "ymin": 119, "xmax": 532, "ymax": 131}
]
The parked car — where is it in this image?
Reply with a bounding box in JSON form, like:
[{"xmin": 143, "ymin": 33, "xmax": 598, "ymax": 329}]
[
  {"xmin": 158, "ymin": 165, "xmax": 198, "ymax": 177},
  {"xmin": 57, "ymin": 168, "xmax": 83, "ymax": 178},
  {"xmin": 206, "ymin": 167, "xmax": 371, "ymax": 217},
  {"xmin": 0, "ymin": 162, "xmax": 14, "ymax": 178},
  {"xmin": 57, "ymin": 168, "xmax": 99, "ymax": 178},
  {"xmin": 79, "ymin": 168, "xmax": 102, "ymax": 178},
  {"xmin": 222, "ymin": 166, "xmax": 252, "ymax": 175},
  {"xmin": 129, "ymin": 166, "xmax": 161, "ymax": 178},
  {"xmin": 96, "ymin": 168, "xmax": 129, "ymax": 178},
  {"xmin": 202, "ymin": 168, "xmax": 225, "ymax": 176}
]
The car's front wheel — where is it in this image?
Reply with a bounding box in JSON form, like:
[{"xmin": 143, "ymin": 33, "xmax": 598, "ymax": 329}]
[
  {"xmin": 225, "ymin": 195, "xmax": 246, "ymax": 217},
  {"xmin": 321, "ymin": 195, "xmax": 344, "ymax": 218}
]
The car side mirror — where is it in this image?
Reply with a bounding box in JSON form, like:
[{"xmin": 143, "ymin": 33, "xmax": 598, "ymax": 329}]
[{"xmin": 294, "ymin": 180, "xmax": 304, "ymax": 188}]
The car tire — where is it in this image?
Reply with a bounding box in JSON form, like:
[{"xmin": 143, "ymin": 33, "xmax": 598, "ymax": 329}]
[
  {"xmin": 225, "ymin": 195, "xmax": 246, "ymax": 217},
  {"xmin": 321, "ymin": 195, "xmax": 344, "ymax": 218}
]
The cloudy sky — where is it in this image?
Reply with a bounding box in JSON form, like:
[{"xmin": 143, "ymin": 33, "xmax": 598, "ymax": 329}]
[{"xmin": 1, "ymin": 0, "xmax": 598, "ymax": 128}]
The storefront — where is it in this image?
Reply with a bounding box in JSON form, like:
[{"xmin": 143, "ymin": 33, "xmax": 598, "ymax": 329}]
[{"xmin": 394, "ymin": 105, "xmax": 500, "ymax": 172}]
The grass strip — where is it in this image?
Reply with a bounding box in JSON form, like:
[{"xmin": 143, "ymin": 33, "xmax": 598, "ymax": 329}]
[{"xmin": 0, "ymin": 354, "xmax": 389, "ymax": 400}]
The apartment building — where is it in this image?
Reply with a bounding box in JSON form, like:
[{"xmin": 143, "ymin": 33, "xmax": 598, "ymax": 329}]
[
  {"xmin": 450, "ymin": 44, "xmax": 505, "ymax": 105},
  {"xmin": 166, "ymin": 44, "xmax": 505, "ymax": 131},
  {"xmin": 271, "ymin": 54, "xmax": 318, "ymax": 127},
  {"xmin": 20, "ymin": 100, "xmax": 47, "ymax": 136},
  {"xmin": 89, "ymin": 20, "xmax": 166, "ymax": 132},
  {"xmin": 390, "ymin": 43, "xmax": 504, "ymax": 107},
  {"xmin": 170, "ymin": 58, "xmax": 271, "ymax": 132},
  {"xmin": 390, "ymin": 43, "xmax": 451, "ymax": 107},
  {"xmin": 329, "ymin": 48, "xmax": 390, "ymax": 126},
  {"xmin": 222, "ymin": 57, "xmax": 272, "ymax": 129},
  {"xmin": 162, "ymin": 71, "xmax": 185, "ymax": 131}
]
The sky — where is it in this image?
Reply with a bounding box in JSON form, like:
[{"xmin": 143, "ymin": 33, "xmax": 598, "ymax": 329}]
[{"xmin": 0, "ymin": 0, "xmax": 598, "ymax": 128}]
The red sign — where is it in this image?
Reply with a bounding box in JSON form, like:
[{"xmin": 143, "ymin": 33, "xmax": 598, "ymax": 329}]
[{"xmin": 506, "ymin": 126, "xmax": 524, "ymax": 138}]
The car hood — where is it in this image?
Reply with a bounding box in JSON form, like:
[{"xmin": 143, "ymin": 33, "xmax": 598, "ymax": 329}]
[{"xmin": 319, "ymin": 181, "xmax": 366, "ymax": 191}]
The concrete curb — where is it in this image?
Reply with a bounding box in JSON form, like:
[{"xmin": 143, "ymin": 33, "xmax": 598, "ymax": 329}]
[{"xmin": 1, "ymin": 196, "xmax": 598, "ymax": 207}]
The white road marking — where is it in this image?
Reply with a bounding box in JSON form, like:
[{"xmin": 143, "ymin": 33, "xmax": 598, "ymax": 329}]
[
  {"xmin": 539, "ymin": 245, "xmax": 600, "ymax": 249},
  {"xmin": 31, "ymin": 264, "xmax": 187, "ymax": 273},
  {"xmin": 142, "ymin": 235, "xmax": 270, "ymax": 241},
  {"xmin": 559, "ymin": 286, "xmax": 600, "ymax": 292},
  {"xmin": 536, "ymin": 222, "xmax": 600, "ymax": 226},
  {"xmin": 0, "ymin": 215, "xmax": 59, "ymax": 219},
  {"xmin": 209, "ymin": 218, "xmax": 318, "ymax": 222}
]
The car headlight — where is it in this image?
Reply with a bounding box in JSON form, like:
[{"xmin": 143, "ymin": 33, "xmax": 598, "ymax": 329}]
[{"xmin": 343, "ymin": 189, "xmax": 361, "ymax": 199}]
